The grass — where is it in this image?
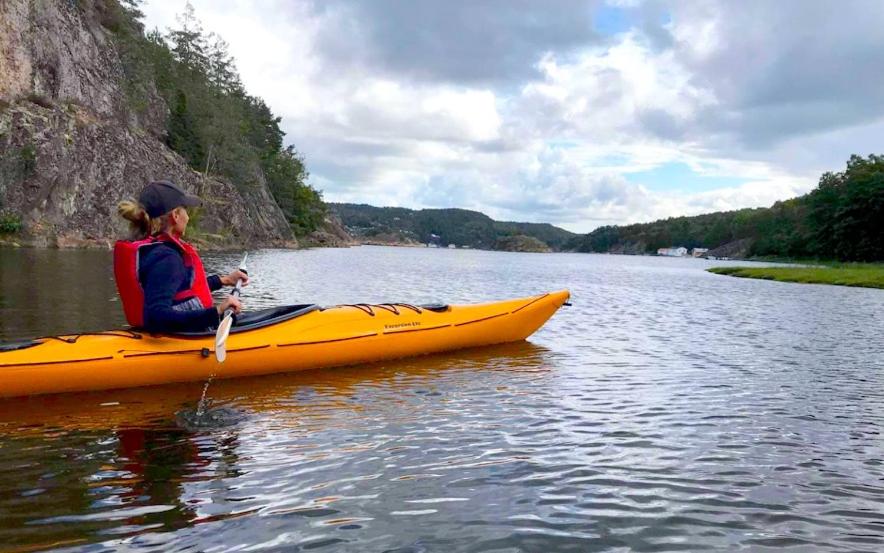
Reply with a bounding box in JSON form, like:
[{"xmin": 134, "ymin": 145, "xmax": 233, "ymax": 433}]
[
  {"xmin": 0, "ymin": 212, "xmax": 22, "ymax": 234},
  {"xmin": 708, "ymin": 264, "xmax": 884, "ymax": 289}
]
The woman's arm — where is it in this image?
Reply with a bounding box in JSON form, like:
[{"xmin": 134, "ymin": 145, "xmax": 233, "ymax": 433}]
[
  {"xmin": 207, "ymin": 270, "xmax": 249, "ymax": 291},
  {"xmin": 207, "ymin": 274, "xmax": 222, "ymax": 292}
]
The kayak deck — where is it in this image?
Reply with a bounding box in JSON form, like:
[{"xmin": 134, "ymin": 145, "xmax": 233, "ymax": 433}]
[{"xmin": 0, "ymin": 290, "xmax": 569, "ymax": 397}]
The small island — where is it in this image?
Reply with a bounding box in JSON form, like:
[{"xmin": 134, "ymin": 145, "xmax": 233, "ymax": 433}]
[
  {"xmin": 708, "ymin": 265, "xmax": 884, "ymax": 289},
  {"xmin": 494, "ymin": 235, "xmax": 551, "ymax": 253}
]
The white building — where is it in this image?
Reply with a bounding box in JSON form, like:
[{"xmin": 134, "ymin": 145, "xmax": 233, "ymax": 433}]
[
  {"xmin": 656, "ymin": 247, "xmax": 688, "ymax": 257},
  {"xmin": 691, "ymin": 248, "xmax": 709, "ymax": 257}
]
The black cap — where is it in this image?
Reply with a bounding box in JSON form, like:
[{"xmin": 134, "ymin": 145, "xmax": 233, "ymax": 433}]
[{"xmin": 138, "ymin": 180, "xmax": 202, "ymax": 218}]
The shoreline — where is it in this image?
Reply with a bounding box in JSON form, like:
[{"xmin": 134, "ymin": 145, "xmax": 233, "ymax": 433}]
[
  {"xmin": 0, "ymin": 236, "xmax": 562, "ymax": 253},
  {"xmin": 6, "ymin": 235, "xmax": 876, "ymax": 262},
  {"xmin": 0, "ymin": 235, "xmax": 301, "ymax": 252}
]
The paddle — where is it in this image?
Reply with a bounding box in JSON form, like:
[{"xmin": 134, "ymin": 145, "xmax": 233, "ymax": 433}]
[{"xmin": 214, "ymin": 253, "xmax": 248, "ymax": 363}]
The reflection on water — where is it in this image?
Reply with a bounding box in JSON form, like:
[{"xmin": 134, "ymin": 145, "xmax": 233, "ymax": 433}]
[
  {"xmin": 1, "ymin": 246, "xmax": 884, "ymax": 552},
  {"xmin": 0, "ymin": 342, "xmax": 551, "ymax": 551},
  {"xmin": 0, "ymin": 248, "xmax": 256, "ymax": 342},
  {"xmin": 0, "ymin": 248, "xmax": 122, "ymax": 341}
]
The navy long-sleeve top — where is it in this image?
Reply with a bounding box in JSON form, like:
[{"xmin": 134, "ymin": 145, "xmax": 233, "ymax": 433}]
[{"xmin": 138, "ymin": 242, "xmax": 222, "ymax": 332}]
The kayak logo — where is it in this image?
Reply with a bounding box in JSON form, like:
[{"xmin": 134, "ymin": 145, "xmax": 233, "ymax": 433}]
[{"xmin": 384, "ymin": 321, "xmax": 421, "ymax": 330}]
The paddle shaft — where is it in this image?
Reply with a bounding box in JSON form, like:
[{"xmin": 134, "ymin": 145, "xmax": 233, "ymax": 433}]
[
  {"xmin": 221, "ymin": 276, "xmax": 245, "ymax": 319},
  {"xmin": 215, "ymin": 254, "xmax": 248, "ymax": 363},
  {"xmin": 221, "ymin": 255, "xmax": 248, "ymax": 319}
]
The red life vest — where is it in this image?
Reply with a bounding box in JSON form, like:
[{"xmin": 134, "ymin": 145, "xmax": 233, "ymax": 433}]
[{"xmin": 113, "ymin": 233, "xmax": 213, "ymax": 327}]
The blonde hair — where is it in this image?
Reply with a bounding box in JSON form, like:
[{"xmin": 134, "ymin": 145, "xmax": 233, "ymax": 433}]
[{"xmin": 118, "ymin": 200, "xmax": 175, "ymax": 240}]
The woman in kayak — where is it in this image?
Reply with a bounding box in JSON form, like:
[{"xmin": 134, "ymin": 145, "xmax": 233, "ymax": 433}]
[{"xmin": 115, "ymin": 180, "xmax": 248, "ymax": 332}]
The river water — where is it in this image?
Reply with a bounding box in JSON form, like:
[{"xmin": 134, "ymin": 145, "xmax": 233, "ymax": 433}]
[{"xmin": 1, "ymin": 246, "xmax": 883, "ymax": 552}]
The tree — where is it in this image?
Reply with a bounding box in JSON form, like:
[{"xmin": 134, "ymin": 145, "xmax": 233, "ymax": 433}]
[
  {"xmin": 167, "ymin": 2, "xmax": 209, "ymax": 74},
  {"xmin": 166, "ymin": 90, "xmax": 204, "ymax": 168},
  {"xmin": 807, "ymin": 154, "xmax": 884, "ymax": 261},
  {"xmin": 206, "ymin": 35, "xmax": 243, "ymax": 95},
  {"xmin": 264, "ymin": 146, "xmax": 326, "ymax": 235}
]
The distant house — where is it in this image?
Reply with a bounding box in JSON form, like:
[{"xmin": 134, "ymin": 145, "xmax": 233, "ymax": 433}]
[
  {"xmin": 447, "ymin": 244, "xmax": 457, "ymax": 249},
  {"xmin": 691, "ymin": 248, "xmax": 709, "ymax": 258},
  {"xmin": 656, "ymin": 247, "xmax": 688, "ymax": 257}
]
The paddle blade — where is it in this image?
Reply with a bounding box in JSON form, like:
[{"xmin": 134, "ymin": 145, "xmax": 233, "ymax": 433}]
[{"xmin": 215, "ymin": 314, "xmax": 234, "ymax": 362}]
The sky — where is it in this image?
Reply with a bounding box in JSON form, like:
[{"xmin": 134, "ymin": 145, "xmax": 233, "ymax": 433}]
[{"xmin": 139, "ymin": 0, "xmax": 884, "ymax": 233}]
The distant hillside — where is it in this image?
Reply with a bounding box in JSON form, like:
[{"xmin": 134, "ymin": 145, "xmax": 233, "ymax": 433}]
[
  {"xmin": 331, "ymin": 203, "xmax": 576, "ymax": 251},
  {"xmin": 566, "ymin": 154, "xmax": 884, "ymax": 262}
]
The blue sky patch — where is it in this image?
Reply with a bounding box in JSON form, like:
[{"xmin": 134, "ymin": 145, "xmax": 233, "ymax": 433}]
[
  {"xmin": 593, "ymin": 5, "xmax": 633, "ymax": 35},
  {"xmin": 625, "ymin": 162, "xmax": 747, "ymax": 193},
  {"xmin": 546, "ymin": 139, "xmax": 581, "ymax": 150}
]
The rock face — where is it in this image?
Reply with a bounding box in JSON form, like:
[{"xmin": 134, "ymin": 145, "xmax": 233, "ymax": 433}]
[
  {"xmin": 303, "ymin": 213, "xmax": 357, "ymax": 248},
  {"xmin": 706, "ymin": 238, "xmax": 753, "ymax": 259},
  {"xmin": 1, "ymin": 0, "xmax": 130, "ymax": 121},
  {"xmin": 0, "ymin": 0, "xmax": 295, "ymax": 248}
]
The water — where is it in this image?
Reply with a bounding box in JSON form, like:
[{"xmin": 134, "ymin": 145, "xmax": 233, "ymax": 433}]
[{"xmin": 1, "ymin": 246, "xmax": 883, "ymax": 552}]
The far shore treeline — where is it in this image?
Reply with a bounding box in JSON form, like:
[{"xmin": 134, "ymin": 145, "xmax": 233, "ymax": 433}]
[
  {"xmin": 331, "ymin": 204, "xmax": 576, "ymax": 251},
  {"xmin": 110, "ymin": 1, "xmax": 325, "ymax": 235},
  {"xmin": 566, "ymin": 155, "xmax": 884, "ymax": 262}
]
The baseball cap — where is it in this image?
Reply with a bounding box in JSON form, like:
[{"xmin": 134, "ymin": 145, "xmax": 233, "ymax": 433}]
[{"xmin": 138, "ymin": 180, "xmax": 202, "ymax": 218}]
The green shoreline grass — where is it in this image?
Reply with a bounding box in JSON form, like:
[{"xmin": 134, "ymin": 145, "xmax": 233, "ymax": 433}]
[{"xmin": 708, "ymin": 264, "xmax": 884, "ymax": 289}]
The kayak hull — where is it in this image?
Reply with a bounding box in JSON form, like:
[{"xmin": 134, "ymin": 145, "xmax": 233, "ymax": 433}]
[{"xmin": 0, "ymin": 290, "xmax": 569, "ymax": 397}]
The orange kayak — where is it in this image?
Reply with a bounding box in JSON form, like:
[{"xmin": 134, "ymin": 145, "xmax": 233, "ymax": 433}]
[{"xmin": 0, "ymin": 290, "xmax": 569, "ymax": 397}]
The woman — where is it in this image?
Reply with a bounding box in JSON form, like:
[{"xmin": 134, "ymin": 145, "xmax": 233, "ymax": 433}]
[{"xmin": 114, "ymin": 180, "xmax": 248, "ymax": 333}]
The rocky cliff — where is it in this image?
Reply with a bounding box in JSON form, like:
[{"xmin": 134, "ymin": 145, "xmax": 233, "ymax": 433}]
[
  {"xmin": 303, "ymin": 213, "xmax": 357, "ymax": 248},
  {"xmin": 0, "ymin": 0, "xmax": 296, "ymax": 248}
]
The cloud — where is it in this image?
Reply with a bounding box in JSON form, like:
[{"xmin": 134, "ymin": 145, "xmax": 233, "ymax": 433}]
[
  {"xmin": 507, "ymin": 35, "xmax": 716, "ymax": 145},
  {"xmin": 659, "ymin": 0, "xmax": 884, "ymax": 147},
  {"xmin": 310, "ymin": 0, "xmax": 606, "ymax": 85},
  {"xmin": 137, "ymin": 0, "xmax": 884, "ymax": 234}
]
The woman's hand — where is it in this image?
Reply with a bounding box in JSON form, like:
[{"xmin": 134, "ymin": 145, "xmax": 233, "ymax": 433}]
[
  {"xmin": 221, "ymin": 269, "xmax": 249, "ymax": 287},
  {"xmin": 217, "ymin": 296, "xmax": 243, "ymax": 315}
]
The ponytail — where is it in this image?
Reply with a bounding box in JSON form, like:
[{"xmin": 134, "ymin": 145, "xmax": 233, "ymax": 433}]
[{"xmin": 118, "ymin": 200, "xmax": 168, "ymax": 240}]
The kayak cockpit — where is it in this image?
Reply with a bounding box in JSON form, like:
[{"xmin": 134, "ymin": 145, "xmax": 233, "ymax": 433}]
[
  {"xmin": 0, "ymin": 305, "xmax": 323, "ymax": 347},
  {"xmin": 0, "ymin": 340, "xmax": 41, "ymax": 352},
  {"xmin": 172, "ymin": 304, "xmax": 321, "ymax": 337}
]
